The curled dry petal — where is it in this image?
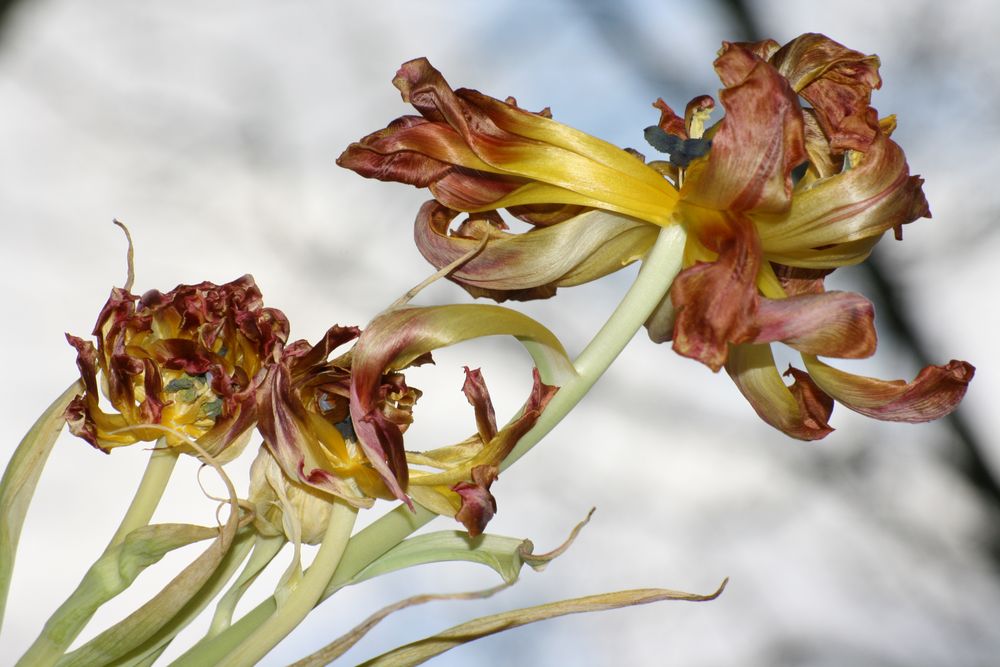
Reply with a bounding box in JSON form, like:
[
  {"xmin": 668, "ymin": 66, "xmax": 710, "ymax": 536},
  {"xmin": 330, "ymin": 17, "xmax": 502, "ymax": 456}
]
[
  {"xmin": 255, "ymin": 325, "xmax": 398, "ymax": 508},
  {"xmin": 414, "ymin": 201, "xmax": 657, "ymax": 301},
  {"xmin": 452, "ymin": 465, "xmax": 499, "ymax": 537},
  {"xmin": 802, "ymin": 355, "xmax": 975, "ymax": 422},
  {"xmin": 350, "ymin": 304, "xmax": 572, "ymax": 504},
  {"xmin": 756, "ymin": 127, "xmax": 931, "ymax": 267},
  {"xmin": 725, "ymin": 344, "xmax": 834, "ymax": 440},
  {"xmin": 463, "ymin": 367, "xmax": 498, "ymax": 444},
  {"xmin": 339, "ymin": 57, "xmax": 678, "ymax": 225},
  {"xmin": 770, "ymin": 33, "xmax": 882, "ymax": 153},
  {"xmin": 681, "ymin": 41, "xmax": 807, "ymax": 215},
  {"xmin": 409, "ymin": 367, "xmax": 557, "ymax": 534},
  {"xmin": 65, "ymin": 276, "xmax": 289, "ymax": 460}
]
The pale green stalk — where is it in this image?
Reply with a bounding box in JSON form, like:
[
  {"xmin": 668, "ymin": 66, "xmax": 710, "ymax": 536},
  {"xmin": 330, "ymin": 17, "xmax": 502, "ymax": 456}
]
[
  {"xmin": 107, "ymin": 442, "xmax": 179, "ymax": 548},
  {"xmin": 214, "ymin": 501, "xmax": 358, "ymax": 667},
  {"xmin": 208, "ymin": 534, "xmax": 286, "ymax": 637},
  {"xmin": 113, "ymin": 527, "xmax": 257, "ymax": 667},
  {"xmin": 0, "ymin": 381, "xmax": 82, "ymax": 633},
  {"xmin": 16, "ymin": 441, "xmax": 178, "ymax": 667},
  {"xmin": 171, "ymin": 224, "xmax": 687, "ymax": 665}
]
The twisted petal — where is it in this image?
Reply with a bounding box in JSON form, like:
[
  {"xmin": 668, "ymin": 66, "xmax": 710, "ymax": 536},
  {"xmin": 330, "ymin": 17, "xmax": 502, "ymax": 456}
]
[
  {"xmin": 802, "ymin": 355, "xmax": 975, "ymax": 422},
  {"xmin": 452, "ymin": 465, "xmax": 499, "ymax": 537},
  {"xmin": 725, "ymin": 343, "xmax": 834, "ymax": 440},
  {"xmin": 338, "ymin": 58, "xmax": 678, "ymax": 225},
  {"xmin": 256, "ymin": 326, "xmax": 384, "ymax": 507},
  {"xmin": 408, "ymin": 367, "xmax": 556, "ymax": 533},
  {"xmin": 350, "ymin": 305, "xmax": 572, "ymax": 503},
  {"xmin": 770, "ymin": 33, "xmax": 882, "ymax": 153},
  {"xmin": 415, "ymin": 201, "xmax": 657, "ymax": 301},
  {"xmin": 757, "ymin": 127, "xmax": 930, "ymax": 266},
  {"xmin": 681, "ymin": 41, "xmax": 807, "ymax": 215},
  {"xmin": 463, "ymin": 367, "xmax": 498, "ymax": 444}
]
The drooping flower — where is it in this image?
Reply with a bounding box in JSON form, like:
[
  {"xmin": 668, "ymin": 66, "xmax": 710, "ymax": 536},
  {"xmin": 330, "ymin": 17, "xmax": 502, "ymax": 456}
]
[
  {"xmin": 250, "ymin": 304, "xmax": 568, "ymax": 534},
  {"xmin": 254, "ymin": 324, "xmax": 419, "ymax": 509},
  {"xmin": 339, "ymin": 34, "xmax": 974, "ymax": 439},
  {"xmin": 349, "ymin": 304, "xmax": 568, "ymax": 533},
  {"xmin": 65, "ymin": 275, "xmax": 289, "ymax": 460}
]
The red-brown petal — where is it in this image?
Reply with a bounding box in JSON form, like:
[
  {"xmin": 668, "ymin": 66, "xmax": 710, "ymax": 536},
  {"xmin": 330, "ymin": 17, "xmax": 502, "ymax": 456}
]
[
  {"xmin": 463, "ymin": 367, "xmax": 498, "ymax": 444},
  {"xmin": 453, "ymin": 465, "xmax": 499, "ymax": 537},
  {"xmin": 682, "ymin": 42, "xmax": 807, "ymax": 215},
  {"xmin": 770, "ymin": 33, "xmax": 882, "ymax": 153},
  {"xmin": 803, "ymin": 356, "xmax": 975, "ymax": 422},
  {"xmin": 670, "ymin": 213, "xmax": 760, "ymax": 371},
  {"xmin": 752, "ymin": 291, "xmax": 877, "ymax": 359}
]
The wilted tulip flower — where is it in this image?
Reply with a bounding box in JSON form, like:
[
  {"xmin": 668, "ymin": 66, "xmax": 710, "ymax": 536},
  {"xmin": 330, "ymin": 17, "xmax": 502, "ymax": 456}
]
[
  {"xmin": 254, "ymin": 324, "xmax": 420, "ymax": 510},
  {"xmin": 338, "ymin": 33, "xmax": 973, "ymax": 439},
  {"xmin": 65, "ymin": 275, "xmax": 289, "ymax": 459},
  {"xmin": 349, "ymin": 305, "xmax": 567, "ymax": 534}
]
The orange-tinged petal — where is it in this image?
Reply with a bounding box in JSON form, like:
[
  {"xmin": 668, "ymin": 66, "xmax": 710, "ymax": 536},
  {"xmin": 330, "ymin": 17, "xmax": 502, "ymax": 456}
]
[
  {"xmin": 681, "ymin": 42, "xmax": 807, "ymax": 215},
  {"xmin": 725, "ymin": 343, "xmax": 833, "ymax": 440},
  {"xmin": 802, "ymin": 355, "xmax": 975, "ymax": 422}
]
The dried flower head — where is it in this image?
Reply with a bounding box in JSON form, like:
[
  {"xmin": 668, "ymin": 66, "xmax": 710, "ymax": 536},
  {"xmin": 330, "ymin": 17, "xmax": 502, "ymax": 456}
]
[{"xmin": 65, "ymin": 275, "xmax": 289, "ymax": 459}]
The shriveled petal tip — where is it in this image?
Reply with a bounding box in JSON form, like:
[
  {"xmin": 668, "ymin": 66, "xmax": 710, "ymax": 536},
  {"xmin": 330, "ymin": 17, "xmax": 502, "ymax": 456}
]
[
  {"xmin": 771, "ymin": 33, "xmax": 882, "ymax": 153},
  {"xmin": 351, "ymin": 304, "xmax": 570, "ymax": 503},
  {"xmin": 803, "ymin": 356, "xmax": 975, "ymax": 422},
  {"xmin": 463, "ymin": 367, "xmax": 498, "ymax": 444},
  {"xmin": 726, "ymin": 344, "xmax": 834, "ymax": 440},
  {"xmin": 682, "ymin": 41, "xmax": 806, "ymax": 215},
  {"xmin": 344, "ymin": 58, "xmax": 678, "ymax": 224},
  {"xmin": 453, "ymin": 465, "xmax": 499, "ymax": 536},
  {"xmin": 414, "ymin": 201, "xmax": 657, "ymax": 301}
]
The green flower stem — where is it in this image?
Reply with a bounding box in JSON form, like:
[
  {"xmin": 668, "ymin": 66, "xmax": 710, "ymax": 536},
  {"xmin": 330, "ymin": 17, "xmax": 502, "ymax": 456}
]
[
  {"xmin": 16, "ymin": 441, "xmax": 179, "ymax": 667},
  {"xmin": 171, "ymin": 223, "xmax": 687, "ymax": 665},
  {"xmin": 107, "ymin": 442, "xmax": 179, "ymax": 548},
  {"xmin": 208, "ymin": 533, "xmax": 286, "ymax": 637},
  {"xmin": 114, "ymin": 527, "xmax": 257, "ymax": 667},
  {"xmin": 503, "ymin": 223, "xmax": 686, "ymax": 468},
  {"xmin": 214, "ymin": 501, "xmax": 358, "ymax": 667}
]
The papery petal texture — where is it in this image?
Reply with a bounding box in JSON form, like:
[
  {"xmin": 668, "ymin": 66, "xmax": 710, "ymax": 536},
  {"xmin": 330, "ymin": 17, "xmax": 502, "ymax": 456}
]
[
  {"xmin": 803, "ymin": 356, "xmax": 975, "ymax": 422},
  {"xmin": 350, "ymin": 305, "xmax": 569, "ymax": 508},
  {"xmin": 681, "ymin": 41, "xmax": 806, "ymax": 215},
  {"xmin": 414, "ymin": 201, "xmax": 657, "ymax": 301},
  {"xmin": 339, "ymin": 58, "xmax": 678, "ymax": 225},
  {"xmin": 65, "ymin": 275, "xmax": 289, "ymax": 460}
]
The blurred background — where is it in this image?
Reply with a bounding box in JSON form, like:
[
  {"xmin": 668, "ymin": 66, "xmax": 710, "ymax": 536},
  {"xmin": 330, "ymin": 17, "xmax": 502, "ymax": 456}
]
[{"xmin": 1, "ymin": 1, "xmax": 998, "ymax": 665}]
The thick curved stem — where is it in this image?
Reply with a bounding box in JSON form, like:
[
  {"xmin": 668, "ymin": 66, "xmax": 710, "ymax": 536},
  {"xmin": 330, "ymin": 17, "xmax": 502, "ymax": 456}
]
[{"xmin": 215, "ymin": 501, "xmax": 358, "ymax": 667}]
